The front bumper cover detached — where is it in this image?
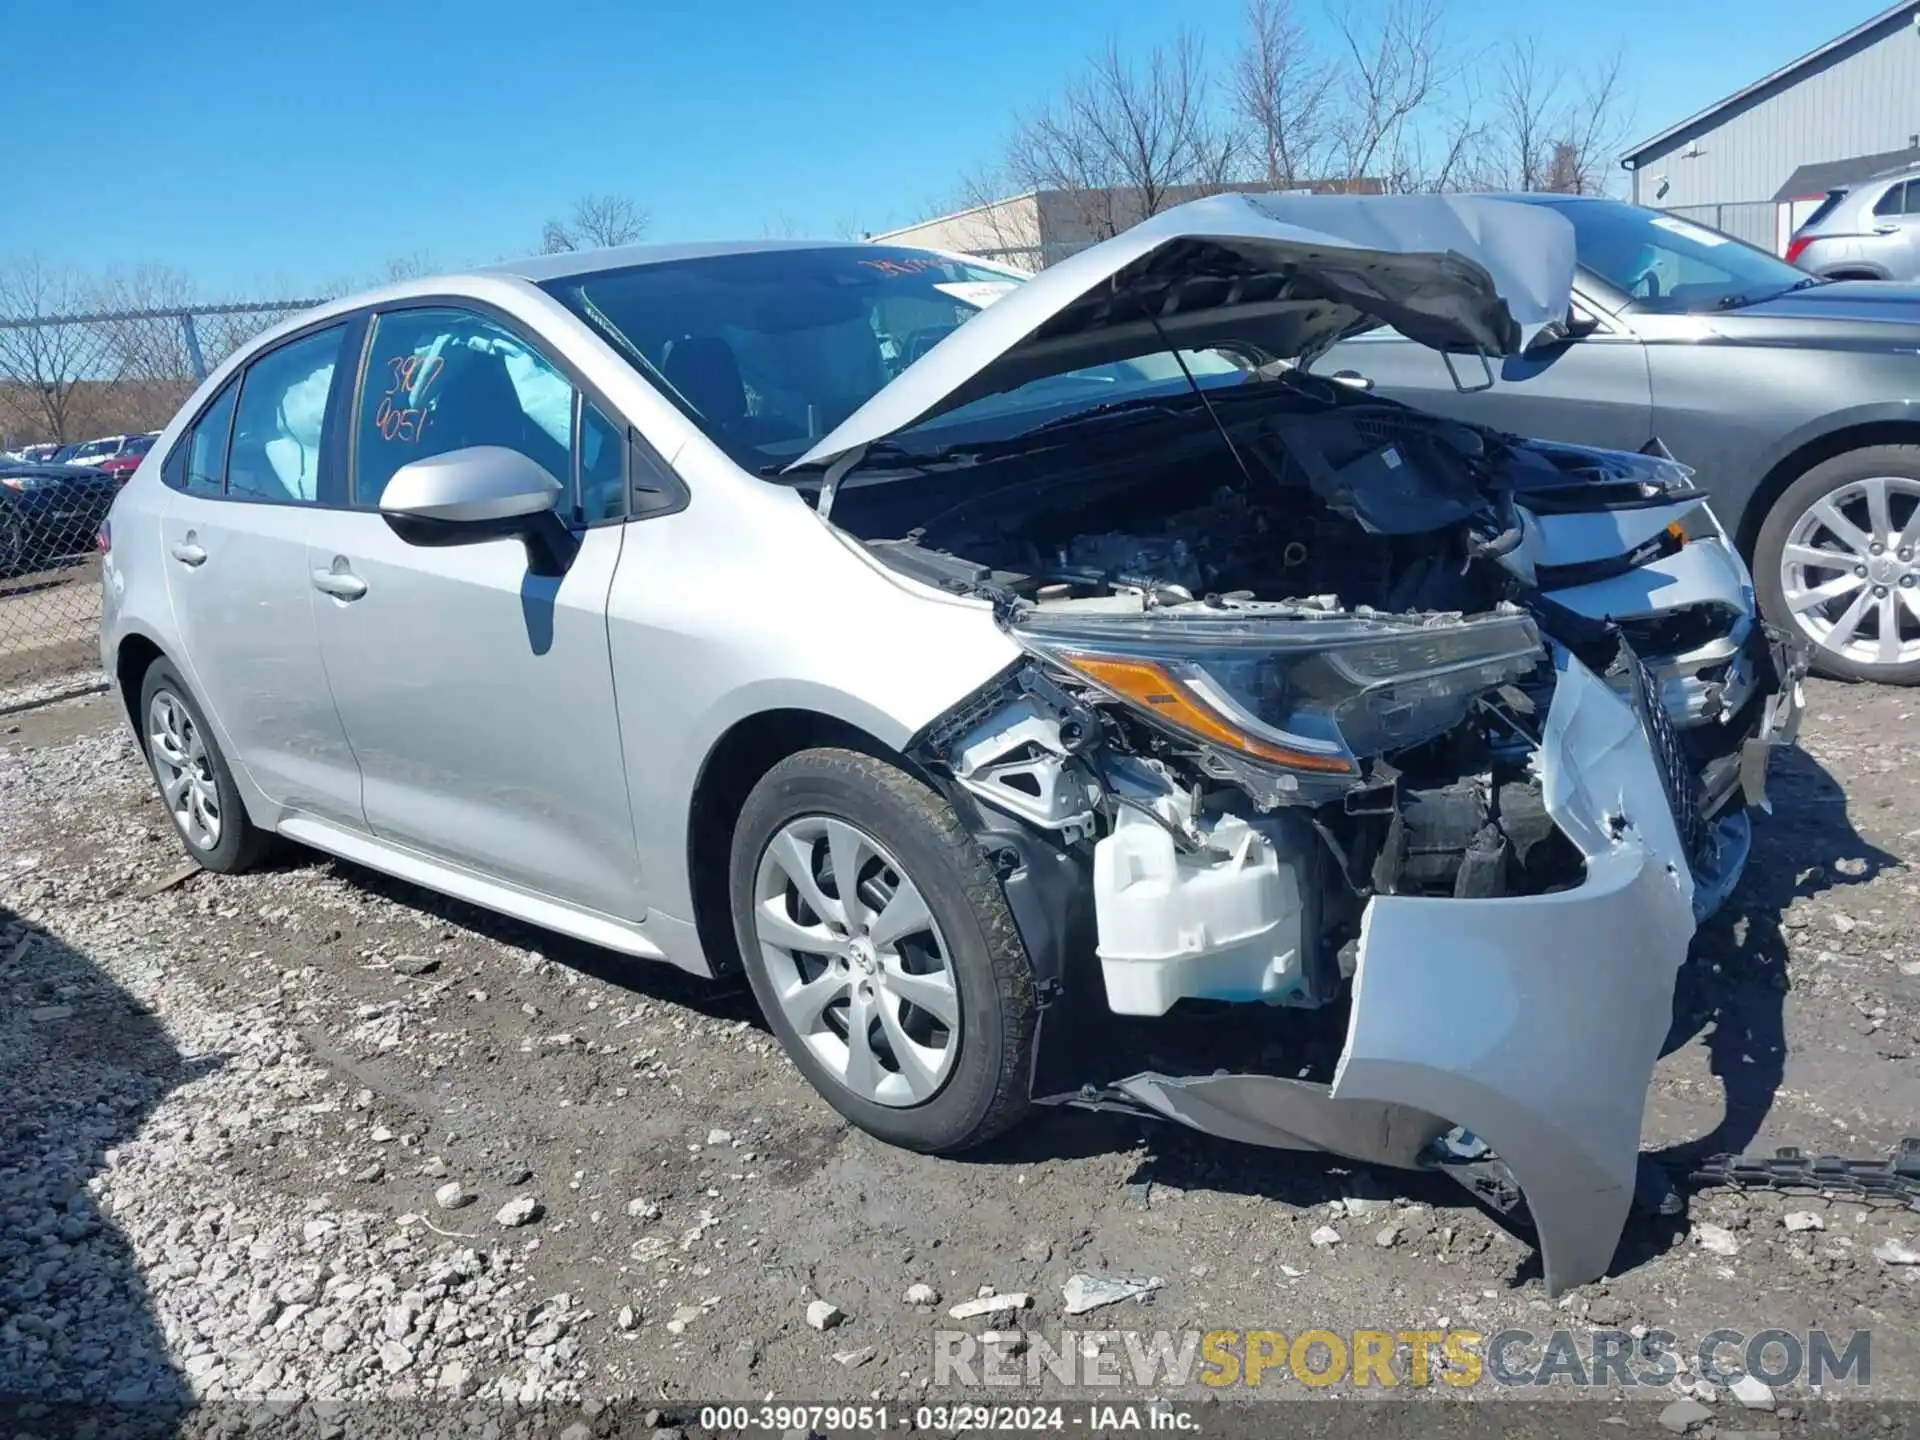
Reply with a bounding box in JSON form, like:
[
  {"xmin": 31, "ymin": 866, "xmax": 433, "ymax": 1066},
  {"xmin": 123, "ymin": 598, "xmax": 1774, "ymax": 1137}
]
[{"xmin": 1063, "ymin": 646, "xmax": 1737, "ymax": 1295}]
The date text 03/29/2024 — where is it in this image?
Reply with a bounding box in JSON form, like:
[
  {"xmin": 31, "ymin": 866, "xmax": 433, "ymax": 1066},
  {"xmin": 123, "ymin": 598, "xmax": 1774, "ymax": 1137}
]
[{"xmin": 696, "ymin": 1404, "xmax": 1194, "ymax": 1433}]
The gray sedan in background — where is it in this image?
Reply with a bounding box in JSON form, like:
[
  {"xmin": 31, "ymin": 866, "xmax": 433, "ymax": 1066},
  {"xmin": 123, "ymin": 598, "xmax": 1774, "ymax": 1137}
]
[{"xmin": 1323, "ymin": 195, "xmax": 1920, "ymax": 684}]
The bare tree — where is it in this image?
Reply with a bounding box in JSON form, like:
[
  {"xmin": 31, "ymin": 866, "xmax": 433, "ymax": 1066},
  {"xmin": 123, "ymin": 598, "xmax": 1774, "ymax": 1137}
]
[
  {"xmin": 1232, "ymin": 0, "xmax": 1334, "ymax": 187},
  {"xmin": 1556, "ymin": 46, "xmax": 1632, "ymax": 195},
  {"xmin": 1474, "ymin": 38, "xmax": 1631, "ymax": 194},
  {"xmin": 0, "ymin": 258, "xmax": 98, "ymax": 443},
  {"xmin": 541, "ymin": 194, "xmax": 650, "ymax": 253},
  {"xmin": 998, "ymin": 32, "xmax": 1242, "ymax": 245},
  {"xmin": 1486, "ymin": 36, "xmax": 1559, "ymax": 191},
  {"xmin": 88, "ymin": 266, "xmax": 204, "ymax": 426},
  {"xmin": 1325, "ymin": 0, "xmax": 1453, "ymax": 191}
]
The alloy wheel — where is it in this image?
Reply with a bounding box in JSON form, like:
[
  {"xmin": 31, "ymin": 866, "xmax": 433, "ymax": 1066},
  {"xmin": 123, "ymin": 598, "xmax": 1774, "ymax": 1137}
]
[
  {"xmin": 752, "ymin": 815, "xmax": 959, "ymax": 1108},
  {"xmin": 147, "ymin": 690, "xmax": 222, "ymax": 851},
  {"xmin": 1778, "ymin": 475, "xmax": 1920, "ymax": 668}
]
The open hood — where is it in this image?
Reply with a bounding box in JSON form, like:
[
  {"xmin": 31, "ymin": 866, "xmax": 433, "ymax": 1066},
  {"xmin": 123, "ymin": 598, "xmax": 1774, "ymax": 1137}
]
[{"xmin": 791, "ymin": 191, "xmax": 1576, "ymax": 471}]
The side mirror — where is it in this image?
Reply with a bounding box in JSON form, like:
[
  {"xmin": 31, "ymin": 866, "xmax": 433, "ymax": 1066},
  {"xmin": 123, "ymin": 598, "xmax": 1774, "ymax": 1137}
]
[{"xmin": 379, "ymin": 445, "xmax": 577, "ymax": 574}]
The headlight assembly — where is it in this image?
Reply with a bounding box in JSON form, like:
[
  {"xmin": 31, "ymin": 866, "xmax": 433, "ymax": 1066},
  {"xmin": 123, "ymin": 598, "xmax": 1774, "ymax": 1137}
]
[{"xmin": 1015, "ymin": 609, "xmax": 1544, "ymax": 786}]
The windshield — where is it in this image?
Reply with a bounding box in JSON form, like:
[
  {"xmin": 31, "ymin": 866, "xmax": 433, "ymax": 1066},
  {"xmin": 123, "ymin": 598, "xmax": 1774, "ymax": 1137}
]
[
  {"xmin": 1530, "ymin": 198, "xmax": 1810, "ymax": 312},
  {"xmin": 71, "ymin": 439, "xmax": 115, "ymax": 458},
  {"xmin": 542, "ymin": 246, "xmax": 1241, "ymax": 471}
]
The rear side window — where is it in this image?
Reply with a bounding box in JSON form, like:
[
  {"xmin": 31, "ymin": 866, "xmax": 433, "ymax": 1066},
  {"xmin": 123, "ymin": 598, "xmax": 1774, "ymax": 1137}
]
[
  {"xmin": 226, "ymin": 325, "xmax": 348, "ymax": 504},
  {"xmin": 164, "ymin": 381, "xmax": 238, "ymax": 496},
  {"xmin": 1874, "ymin": 181, "xmax": 1911, "ymax": 217},
  {"xmin": 1798, "ymin": 190, "xmax": 1845, "ymax": 230}
]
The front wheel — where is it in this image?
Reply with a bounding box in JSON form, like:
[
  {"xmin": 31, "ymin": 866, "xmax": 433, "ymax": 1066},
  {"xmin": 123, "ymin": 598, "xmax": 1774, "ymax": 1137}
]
[
  {"xmin": 728, "ymin": 748, "xmax": 1037, "ymax": 1153},
  {"xmin": 1754, "ymin": 446, "xmax": 1920, "ymax": 684}
]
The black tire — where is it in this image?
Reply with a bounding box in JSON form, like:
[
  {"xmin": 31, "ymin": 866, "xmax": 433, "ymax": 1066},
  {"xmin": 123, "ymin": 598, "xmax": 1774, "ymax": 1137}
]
[
  {"xmin": 0, "ymin": 510, "xmax": 23, "ymax": 578},
  {"xmin": 136, "ymin": 660, "xmax": 273, "ymax": 873},
  {"xmin": 728, "ymin": 747, "xmax": 1037, "ymax": 1153},
  {"xmin": 1754, "ymin": 445, "xmax": 1920, "ymax": 685}
]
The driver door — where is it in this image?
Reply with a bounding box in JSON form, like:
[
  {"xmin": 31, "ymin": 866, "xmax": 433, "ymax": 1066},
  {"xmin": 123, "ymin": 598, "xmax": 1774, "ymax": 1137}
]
[{"xmin": 302, "ymin": 304, "xmax": 645, "ymax": 920}]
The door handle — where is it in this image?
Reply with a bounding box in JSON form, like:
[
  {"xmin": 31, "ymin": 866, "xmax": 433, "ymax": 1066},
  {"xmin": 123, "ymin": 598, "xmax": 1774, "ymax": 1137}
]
[
  {"xmin": 1330, "ymin": 370, "xmax": 1374, "ymax": 390},
  {"xmin": 311, "ymin": 566, "xmax": 368, "ymax": 601},
  {"xmin": 1875, "ymin": 224, "xmax": 1901, "ymax": 235},
  {"xmin": 169, "ymin": 540, "xmax": 207, "ymax": 567}
]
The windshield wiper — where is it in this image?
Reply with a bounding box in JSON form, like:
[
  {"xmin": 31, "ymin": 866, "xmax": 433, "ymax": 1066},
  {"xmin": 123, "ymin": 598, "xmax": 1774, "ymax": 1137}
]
[
  {"xmin": 1715, "ymin": 275, "xmax": 1824, "ymax": 311},
  {"xmin": 1020, "ymin": 393, "xmax": 1201, "ymax": 437}
]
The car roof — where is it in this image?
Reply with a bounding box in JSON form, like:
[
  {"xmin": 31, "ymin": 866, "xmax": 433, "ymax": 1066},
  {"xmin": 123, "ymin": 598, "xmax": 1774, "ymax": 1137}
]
[{"xmin": 482, "ymin": 238, "xmax": 866, "ymax": 285}]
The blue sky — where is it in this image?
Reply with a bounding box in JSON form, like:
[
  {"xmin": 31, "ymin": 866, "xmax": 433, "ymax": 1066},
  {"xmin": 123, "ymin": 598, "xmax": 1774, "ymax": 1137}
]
[{"xmin": 0, "ymin": 0, "xmax": 1882, "ymax": 295}]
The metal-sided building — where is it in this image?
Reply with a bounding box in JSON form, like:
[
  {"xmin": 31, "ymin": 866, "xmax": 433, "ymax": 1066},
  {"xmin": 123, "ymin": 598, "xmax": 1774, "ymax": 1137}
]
[{"xmin": 1620, "ymin": 1, "xmax": 1920, "ymax": 252}]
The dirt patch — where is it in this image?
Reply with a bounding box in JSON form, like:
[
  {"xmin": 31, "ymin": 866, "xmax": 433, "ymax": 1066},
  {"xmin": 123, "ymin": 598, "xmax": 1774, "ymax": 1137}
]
[{"xmin": 1, "ymin": 680, "xmax": 1917, "ymax": 1419}]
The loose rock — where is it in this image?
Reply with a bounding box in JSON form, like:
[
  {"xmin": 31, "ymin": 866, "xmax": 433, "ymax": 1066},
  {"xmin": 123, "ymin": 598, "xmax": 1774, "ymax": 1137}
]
[
  {"xmin": 1658, "ymin": 1398, "xmax": 1713, "ymax": 1433},
  {"xmin": 496, "ymin": 1196, "xmax": 543, "ymax": 1228}
]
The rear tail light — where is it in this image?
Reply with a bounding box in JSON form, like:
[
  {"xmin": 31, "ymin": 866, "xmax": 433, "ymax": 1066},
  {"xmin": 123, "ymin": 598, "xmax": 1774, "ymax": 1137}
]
[
  {"xmin": 1785, "ymin": 235, "xmax": 1814, "ymax": 266},
  {"xmin": 97, "ymin": 518, "xmax": 111, "ymax": 555}
]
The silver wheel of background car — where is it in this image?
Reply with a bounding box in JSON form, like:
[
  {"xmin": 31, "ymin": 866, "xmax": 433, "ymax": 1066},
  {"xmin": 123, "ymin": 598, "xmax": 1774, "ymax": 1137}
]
[
  {"xmin": 752, "ymin": 815, "xmax": 959, "ymax": 1108},
  {"xmin": 1778, "ymin": 475, "xmax": 1920, "ymax": 668},
  {"xmin": 147, "ymin": 690, "xmax": 222, "ymax": 851}
]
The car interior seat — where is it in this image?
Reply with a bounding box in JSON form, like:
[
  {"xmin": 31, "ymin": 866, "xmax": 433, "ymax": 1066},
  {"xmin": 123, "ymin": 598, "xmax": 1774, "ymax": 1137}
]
[{"xmin": 661, "ymin": 336, "xmax": 750, "ymax": 430}]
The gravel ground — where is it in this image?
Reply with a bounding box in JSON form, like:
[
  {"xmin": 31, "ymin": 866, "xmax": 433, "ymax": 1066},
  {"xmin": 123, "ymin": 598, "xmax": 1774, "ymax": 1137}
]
[{"xmin": 2, "ymin": 677, "xmax": 1918, "ymax": 1430}]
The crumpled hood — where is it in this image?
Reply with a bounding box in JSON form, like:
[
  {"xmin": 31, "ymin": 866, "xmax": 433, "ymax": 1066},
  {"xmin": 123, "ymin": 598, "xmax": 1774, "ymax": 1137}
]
[{"xmin": 792, "ymin": 191, "xmax": 1576, "ymax": 471}]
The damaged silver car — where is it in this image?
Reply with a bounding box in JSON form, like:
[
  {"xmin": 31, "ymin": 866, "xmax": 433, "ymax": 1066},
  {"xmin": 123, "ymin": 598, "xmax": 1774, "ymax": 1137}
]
[{"xmin": 102, "ymin": 193, "xmax": 1801, "ymax": 1298}]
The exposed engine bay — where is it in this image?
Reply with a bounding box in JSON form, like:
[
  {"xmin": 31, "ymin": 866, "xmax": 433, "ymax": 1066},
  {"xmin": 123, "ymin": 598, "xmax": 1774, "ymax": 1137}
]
[
  {"xmin": 836, "ymin": 378, "xmax": 1802, "ymax": 1295},
  {"xmin": 839, "ymin": 381, "xmax": 1787, "ymax": 1007}
]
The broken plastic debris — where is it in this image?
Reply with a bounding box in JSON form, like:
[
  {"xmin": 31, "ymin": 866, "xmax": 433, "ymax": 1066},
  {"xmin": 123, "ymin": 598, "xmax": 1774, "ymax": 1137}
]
[
  {"xmin": 1060, "ymin": 1273, "xmax": 1164, "ymax": 1316},
  {"xmin": 947, "ymin": 1292, "xmax": 1031, "ymax": 1321},
  {"xmin": 1693, "ymin": 1223, "xmax": 1739, "ymax": 1257}
]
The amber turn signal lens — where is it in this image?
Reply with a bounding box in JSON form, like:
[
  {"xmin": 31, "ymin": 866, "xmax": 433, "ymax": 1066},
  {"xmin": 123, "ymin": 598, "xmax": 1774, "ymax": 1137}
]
[{"xmin": 1058, "ymin": 652, "xmax": 1357, "ymax": 774}]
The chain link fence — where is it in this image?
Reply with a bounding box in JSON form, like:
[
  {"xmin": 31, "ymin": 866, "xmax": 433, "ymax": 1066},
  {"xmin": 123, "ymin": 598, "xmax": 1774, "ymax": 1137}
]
[{"xmin": 0, "ymin": 301, "xmax": 322, "ymax": 698}]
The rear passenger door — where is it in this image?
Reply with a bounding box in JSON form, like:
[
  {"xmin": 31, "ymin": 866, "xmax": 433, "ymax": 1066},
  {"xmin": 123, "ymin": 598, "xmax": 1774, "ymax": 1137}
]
[
  {"xmin": 155, "ymin": 322, "xmax": 365, "ymax": 827},
  {"xmin": 302, "ymin": 304, "xmax": 644, "ymax": 920}
]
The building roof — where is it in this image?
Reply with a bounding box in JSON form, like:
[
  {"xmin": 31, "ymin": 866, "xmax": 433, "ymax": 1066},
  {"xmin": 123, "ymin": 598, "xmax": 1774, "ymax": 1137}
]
[
  {"xmin": 1772, "ymin": 146, "xmax": 1920, "ymax": 199},
  {"xmin": 1620, "ymin": 1, "xmax": 1920, "ymax": 167}
]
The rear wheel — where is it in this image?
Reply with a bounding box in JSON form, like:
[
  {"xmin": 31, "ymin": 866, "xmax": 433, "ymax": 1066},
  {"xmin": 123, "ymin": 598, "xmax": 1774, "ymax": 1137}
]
[
  {"xmin": 137, "ymin": 661, "xmax": 272, "ymax": 873},
  {"xmin": 728, "ymin": 748, "xmax": 1037, "ymax": 1153},
  {"xmin": 1754, "ymin": 446, "xmax": 1920, "ymax": 684}
]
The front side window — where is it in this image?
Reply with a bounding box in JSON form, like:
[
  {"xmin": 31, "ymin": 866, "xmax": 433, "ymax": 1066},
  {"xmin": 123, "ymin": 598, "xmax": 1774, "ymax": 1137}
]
[
  {"xmin": 226, "ymin": 326, "xmax": 347, "ymax": 503},
  {"xmin": 354, "ymin": 308, "xmax": 574, "ymax": 510},
  {"xmin": 578, "ymin": 398, "xmax": 626, "ymax": 523}
]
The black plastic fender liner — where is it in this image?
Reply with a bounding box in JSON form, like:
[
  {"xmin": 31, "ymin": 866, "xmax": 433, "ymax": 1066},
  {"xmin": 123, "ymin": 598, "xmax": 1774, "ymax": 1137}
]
[{"xmin": 927, "ymin": 775, "xmax": 1092, "ymax": 1010}]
